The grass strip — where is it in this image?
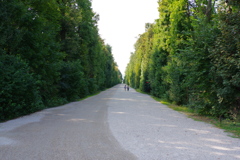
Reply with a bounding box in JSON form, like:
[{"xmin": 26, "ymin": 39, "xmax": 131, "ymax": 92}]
[
  {"xmin": 78, "ymin": 91, "xmax": 102, "ymax": 101},
  {"xmin": 136, "ymin": 89, "xmax": 240, "ymax": 138}
]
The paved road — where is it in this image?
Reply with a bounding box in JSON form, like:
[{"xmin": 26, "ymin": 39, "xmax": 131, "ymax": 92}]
[
  {"xmin": 0, "ymin": 84, "xmax": 240, "ymax": 160},
  {"xmin": 0, "ymin": 85, "xmax": 136, "ymax": 160},
  {"xmin": 108, "ymin": 85, "xmax": 240, "ymax": 159}
]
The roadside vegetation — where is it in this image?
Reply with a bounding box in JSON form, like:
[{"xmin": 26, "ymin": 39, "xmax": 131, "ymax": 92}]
[
  {"xmin": 125, "ymin": 0, "xmax": 240, "ymax": 135},
  {"xmin": 162, "ymin": 99, "xmax": 240, "ymax": 138},
  {"xmin": 137, "ymin": 89, "xmax": 240, "ymax": 138},
  {"xmin": 0, "ymin": 0, "xmax": 122, "ymax": 122}
]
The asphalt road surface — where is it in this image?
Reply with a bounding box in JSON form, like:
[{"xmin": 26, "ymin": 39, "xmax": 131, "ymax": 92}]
[{"xmin": 0, "ymin": 84, "xmax": 240, "ymax": 160}]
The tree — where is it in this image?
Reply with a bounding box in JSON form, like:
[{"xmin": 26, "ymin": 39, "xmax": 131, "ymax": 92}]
[
  {"xmin": 125, "ymin": 0, "xmax": 240, "ymax": 119},
  {"xmin": 0, "ymin": 0, "xmax": 122, "ymax": 121},
  {"xmin": 208, "ymin": 0, "xmax": 240, "ymax": 118}
]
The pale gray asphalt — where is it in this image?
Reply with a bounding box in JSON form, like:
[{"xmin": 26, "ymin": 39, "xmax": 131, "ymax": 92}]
[
  {"xmin": 108, "ymin": 84, "xmax": 240, "ymax": 160},
  {"xmin": 1, "ymin": 84, "xmax": 240, "ymax": 160},
  {"xmin": 0, "ymin": 85, "xmax": 137, "ymax": 160}
]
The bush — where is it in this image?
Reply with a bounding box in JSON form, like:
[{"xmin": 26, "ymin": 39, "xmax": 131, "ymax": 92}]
[
  {"xmin": 0, "ymin": 55, "xmax": 43, "ymax": 121},
  {"xmin": 59, "ymin": 60, "xmax": 88, "ymax": 101}
]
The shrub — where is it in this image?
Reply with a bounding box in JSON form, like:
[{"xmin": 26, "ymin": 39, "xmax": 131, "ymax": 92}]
[{"xmin": 0, "ymin": 55, "xmax": 43, "ymax": 121}]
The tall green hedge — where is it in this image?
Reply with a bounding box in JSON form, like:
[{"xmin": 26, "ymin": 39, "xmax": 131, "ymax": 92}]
[
  {"xmin": 0, "ymin": 55, "xmax": 44, "ymax": 120},
  {"xmin": 125, "ymin": 0, "xmax": 240, "ymax": 119},
  {"xmin": 0, "ymin": 0, "xmax": 122, "ymax": 121}
]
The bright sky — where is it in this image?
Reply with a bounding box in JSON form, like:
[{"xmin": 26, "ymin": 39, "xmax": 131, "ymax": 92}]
[{"xmin": 91, "ymin": 0, "xmax": 159, "ymax": 76}]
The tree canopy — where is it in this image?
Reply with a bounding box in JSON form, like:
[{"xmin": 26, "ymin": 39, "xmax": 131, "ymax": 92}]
[
  {"xmin": 125, "ymin": 0, "xmax": 240, "ymax": 119},
  {"xmin": 0, "ymin": 0, "xmax": 122, "ymax": 121}
]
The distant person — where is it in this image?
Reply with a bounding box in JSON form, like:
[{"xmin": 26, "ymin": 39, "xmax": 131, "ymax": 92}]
[
  {"xmin": 124, "ymin": 85, "xmax": 126, "ymax": 91},
  {"xmin": 127, "ymin": 86, "xmax": 129, "ymax": 91}
]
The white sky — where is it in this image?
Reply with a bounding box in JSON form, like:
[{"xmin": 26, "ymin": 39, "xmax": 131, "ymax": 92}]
[{"xmin": 91, "ymin": 0, "xmax": 159, "ymax": 76}]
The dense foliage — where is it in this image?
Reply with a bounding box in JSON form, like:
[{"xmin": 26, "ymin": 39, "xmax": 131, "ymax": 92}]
[
  {"xmin": 125, "ymin": 0, "xmax": 240, "ymax": 119},
  {"xmin": 0, "ymin": 0, "xmax": 122, "ymax": 121}
]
